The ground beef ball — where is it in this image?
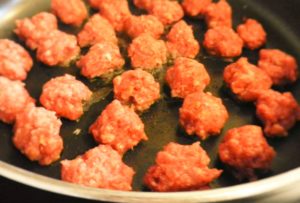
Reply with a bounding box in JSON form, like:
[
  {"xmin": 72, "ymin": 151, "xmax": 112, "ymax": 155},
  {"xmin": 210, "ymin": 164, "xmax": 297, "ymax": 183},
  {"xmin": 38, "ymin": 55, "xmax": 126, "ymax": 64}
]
[
  {"xmin": 0, "ymin": 77, "xmax": 34, "ymax": 124},
  {"xmin": 219, "ymin": 125, "xmax": 276, "ymax": 181},
  {"xmin": 204, "ymin": 0, "xmax": 232, "ymax": 28},
  {"xmin": 223, "ymin": 57, "xmax": 272, "ymax": 102},
  {"xmin": 40, "ymin": 74, "xmax": 92, "ymax": 121},
  {"xmin": 77, "ymin": 42, "xmax": 125, "ymax": 79},
  {"xmin": 258, "ymin": 49, "xmax": 298, "ymax": 86},
  {"xmin": 0, "ymin": 39, "xmax": 33, "ymax": 81},
  {"xmin": 124, "ymin": 15, "xmax": 164, "ymax": 39},
  {"xmin": 144, "ymin": 142, "xmax": 222, "ymax": 192},
  {"xmin": 77, "ymin": 14, "xmax": 118, "ymax": 48},
  {"xmin": 256, "ymin": 90, "xmax": 300, "ymax": 137},
  {"xmin": 61, "ymin": 145, "xmax": 134, "ymax": 190},
  {"xmin": 166, "ymin": 57, "xmax": 210, "ymax": 98},
  {"xmin": 88, "ymin": 0, "xmax": 109, "ymax": 9},
  {"xmin": 51, "ymin": 0, "xmax": 88, "ymax": 26},
  {"xmin": 13, "ymin": 104, "xmax": 63, "ymax": 165},
  {"xmin": 89, "ymin": 100, "xmax": 148, "ymax": 154},
  {"xmin": 133, "ymin": 0, "xmax": 153, "ymax": 10},
  {"xmin": 14, "ymin": 12, "xmax": 58, "ymax": 50},
  {"xmin": 166, "ymin": 20, "xmax": 200, "ymax": 59},
  {"xmin": 179, "ymin": 91, "xmax": 229, "ymax": 140},
  {"xmin": 113, "ymin": 69, "xmax": 160, "ymax": 111},
  {"xmin": 237, "ymin": 18, "xmax": 267, "ymax": 50},
  {"xmin": 203, "ymin": 26, "xmax": 243, "ymax": 58},
  {"xmin": 128, "ymin": 34, "xmax": 167, "ymax": 70},
  {"xmin": 182, "ymin": 0, "xmax": 212, "ymax": 17}
]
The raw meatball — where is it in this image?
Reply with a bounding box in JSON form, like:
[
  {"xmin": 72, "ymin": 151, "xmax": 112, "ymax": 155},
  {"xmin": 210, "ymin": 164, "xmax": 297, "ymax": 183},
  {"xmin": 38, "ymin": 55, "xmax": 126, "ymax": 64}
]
[
  {"xmin": 77, "ymin": 14, "xmax": 118, "ymax": 47},
  {"xmin": 128, "ymin": 34, "xmax": 167, "ymax": 70},
  {"xmin": 89, "ymin": 100, "xmax": 148, "ymax": 154},
  {"xmin": 61, "ymin": 145, "xmax": 134, "ymax": 190},
  {"xmin": 165, "ymin": 57, "xmax": 210, "ymax": 98},
  {"xmin": 179, "ymin": 92, "xmax": 229, "ymax": 140},
  {"xmin": 182, "ymin": 0, "xmax": 212, "ymax": 17},
  {"xmin": 203, "ymin": 26, "xmax": 243, "ymax": 58},
  {"xmin": 144, "ymin": 142, "xmax": 222, "ymax": 192},
  {"xmin": 258, "ymin": 49, "xmax": 298, "ymax": 85},
  {"xmin": 77, "ymin": 42, "xmax": 125, "ymax": 79},
  {"xmin": 237, "ymin": 18, "xmax": 267, "ymax": 50},
  {"xmin": 204, "ymin": 0, "xmax": 232, "ymax": 28},
  {"xmin": 219, "ymin": 125, "xmax": 276, "ymax": 180},
  {"xmin": 40, "ymin": 74, "xmax": 92, "ymax": 120},
  {"xmin": 0, "ymin": 77, "xmax": 34, "ymax": 124},
  {"xmin": 0, "ymin": 39, "xmax": 33, "ymax": 81},
  {"xmin": 113, "ymin": 69, "xmax": 160, "ymax": 111},
  {"xmin": 13, "ymin": 104, "xmax": 63, "ymax": 165},
  {"xmin": 14, "ymin": 12, "xmax": 58, "ymax": 50},
  {"xmin": 36, "ymin": 30, "xmax": 80, "ymax": 66},
  {"xmin": 124, "ymin": 15, "xmax": 164, "ymax": 39},
  {"xmin": 51, "ymin": 0, "xmax": 88, "ymax": 26},
  {"xmin": 256, "ymin": 90, "xmax": 300, "ymax": 137},
  {"xmin": 133, "ymin": 0, "xmax": 152, "ymax": 10},
  {"xmin": 166, "ymin": 20, "xmax": 200, "ymax": 59},
  {"xmin": 223, "ymin": 57, "xmax": 272, "ymax": 102}
]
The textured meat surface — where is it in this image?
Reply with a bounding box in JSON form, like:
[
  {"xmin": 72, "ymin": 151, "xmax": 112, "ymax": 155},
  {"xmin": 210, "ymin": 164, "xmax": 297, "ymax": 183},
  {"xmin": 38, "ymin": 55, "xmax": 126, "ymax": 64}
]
[
  {"xmin": 182, "ymin": 0, "xmax": 212, "ymax": 17},
  {"xmin": 204, "ymin": 0, "xmax": 232, "ymax": 28}
]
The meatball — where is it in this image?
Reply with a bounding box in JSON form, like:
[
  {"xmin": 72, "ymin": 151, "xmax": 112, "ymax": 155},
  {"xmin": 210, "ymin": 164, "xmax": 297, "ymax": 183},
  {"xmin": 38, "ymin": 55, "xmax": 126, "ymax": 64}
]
[
  {"xmin": 13, "ymin": 104, "xmax": 63, "ymax": 165},
  {"xmin": 89, "ymin": 100, "xmax": 148, "ymax": 154},
  {"xmin": 77, "ymin": 14, "xmax": 118, "ymax": 47},
  {"xmin": 203, "ymin": 26, "xmax": 243, "ymax": 58},
  {"xmin": 133, "ymin": 0, "xmax": 152, "ymax": 10},
  {"xmin": 36, "ymin": 30, "xmax": 80, "ymax": 66},
  {"xmin": 0, "ymin": 77, "xmax": 34, "ymax": 124},
  {"xmin": 51, "ymin": 0, "xmax": 88, "ymax": 26},
  {"xmin": 166, "ymin": 57, "xmax": 210, "ymax": 98},
  {"xmin": 256, "ymin": 90, "xmax": 300, "ymax": 137},
  {"xmin": 113, "ymin": 69, "xmax": 160, "ymax": 111},
  {"xmin": 40, "ymin": 74, "xmax": 92, "ymax": 121},
  {"xmin": 88, "ymin": 0, "xmax": 109, "ymax": 9},
  {"xmin": 204, "ymin": 0, "xmax": 232, "ymax": 28},
  {"xmin": 61, "ymin": 145, "xmax": 134, "ymax": 190},
  {"xmin": 182, "ymin": 0, "xmax": 212, "ymax": 17},
  {"xmin": 166, "ymin": 20, "xmax": 200, "ymax": 59},
  {"xmin": 0, "ymin": 39, "xmax": 33, "ymax": 81},
  {"xmin": 77, "ymin": 42, "xmax": 125, "ymax": 79},
  {"xmin": 258, "ymin": 49, "xmax": 298, "ymax": 86},
  {"xmin": 144, "ymin": 142, "xmax": 222, "ymax": 192},
  {"xmin": 124, "ymin": 15, "xmax": 164, "ymax": 39},
  {"xmin": 223, "ymin": 57, "xmax": 272, "ymax": 102},
  {"xmin": 179, "ymin": 92, "xmax": 229, "ymax": 140},
  {"xmin": 219, "ymin": 125, "xmax": 276, "ymax": 181},
  {"xmin": 14, "ymin": 12, "xmax": 58, "ymax": 50},
  {"xmin": 237, "ymin": 18, "xmax": 267, "ymax": 50},
  {"xmin": 128, "ymin": 34, "xmax": 167, "ymax": 70}
]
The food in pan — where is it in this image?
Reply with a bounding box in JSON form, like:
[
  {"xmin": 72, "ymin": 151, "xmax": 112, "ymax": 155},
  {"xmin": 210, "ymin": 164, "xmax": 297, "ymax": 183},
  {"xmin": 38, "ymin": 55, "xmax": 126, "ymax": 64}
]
[
  {"xmin": 133, "ymin": 0, "xmax": 152, "ymax": 10},
  {"xmin": 204, "ymin": 0, "xmax": 232, "ymax": 28},
  {"xmin": 182, "ymin": 0, "xmax": 212, "ymax": 17}
]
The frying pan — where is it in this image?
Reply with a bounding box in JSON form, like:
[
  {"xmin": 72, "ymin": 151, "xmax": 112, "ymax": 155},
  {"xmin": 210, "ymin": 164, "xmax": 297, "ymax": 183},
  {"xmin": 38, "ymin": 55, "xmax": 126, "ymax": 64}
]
[{"xmin": 1, "ymin": 0, "xmax": 300, "ymax": 202}]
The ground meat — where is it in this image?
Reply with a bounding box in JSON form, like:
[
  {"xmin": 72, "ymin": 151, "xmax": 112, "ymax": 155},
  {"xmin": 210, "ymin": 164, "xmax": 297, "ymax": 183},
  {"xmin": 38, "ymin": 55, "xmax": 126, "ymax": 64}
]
[
  {"xmin": 204, "ymin": 0, "xmax": 232, "ymax": 28},
  {"xmin": 77, "ymin": 14, "xmax": 118, "ymax": 48},
  {"xmin": 203, "ymin": 26, "xmax": 243, "ymax": 58},
  {"xmin": 256, "ymin": 90, "xmax": 300, "ymax": 137},
  {"xmin": 124, "ymin": 15, "xmax": 164, "ymax": 39},
  {"xmin": 13, "ymin": 104, "xmax": 63, "ymax": 165},
  {"xmin": 144, "ymin": 142, "xmax": 222, "ymax": 192},
  {"xmin": 113, "ymin": 69, "xmax": 160, "ymax": 111},
  {"xmin": 165, "ymin": 57, "xmax": 210, "ymax": 98},
  {"xmin": 223, "ymin": 57, "xmax": 272, "ymax": 102},
  {"xmin": 14, "ymin": 12, "xmax": 58, "ymax": 50},
  {"xmin": 166, "ymin": 20, "xmax": 200, "ymax": 59},
  {"xmin": 0, "ymin": 39, "xmax": 33, "ymax": 81},
  {"xmin": 133, "ymin": 0, "xmax": 153, "ymax": 10},
  {"xmin": 77, "ymin": 42, "xmax": 125, "ymax": 79},
  {"xmin": 88, "ymin": 0, "xmax": 109, "ymax": 9},
  {"xmin": 182, "ymin": 0, "xmax": 212, "ymax": 17},
  {"xmin": 219, "ymin": 125, "xmax": 276, "ymax": 181},
  {"xmin": 36, "ymin": 30, "xmax": 80, "ymax": 66},
  {"xmin": 51, "ymin": 0, "xmax": 88, "ymax": 26},
  {"xmin": 128, "ymin": 34, "xmax": 167, "ymax": 70},
  {"xmin": 89, "ymin": 100, "xmax": 148, "ymax": 154},
  {"xmin": 237, "ymin": 18, "xmax": 267, "ymax": 50},
  {"xmin": 179, "ymin": 91, "xmax": 229, "ymax": 140},
  {"xmin": 258, "ymin": 49, "xmax": 298, "ymax": 86},
  {"xmin": 40, "ymin": 74, "xmax": 92, "ymax": 121},
  {"xmin": 0, "ymin": 77, "xmax": 34, "ymax": 124}
]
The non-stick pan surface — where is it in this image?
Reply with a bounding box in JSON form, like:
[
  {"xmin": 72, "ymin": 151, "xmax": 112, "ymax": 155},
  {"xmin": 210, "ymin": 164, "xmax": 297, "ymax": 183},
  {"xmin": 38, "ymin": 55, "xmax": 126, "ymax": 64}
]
[{"xmin": 0, "ymin": 0, "xmax": 300, "ymax": 202}]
